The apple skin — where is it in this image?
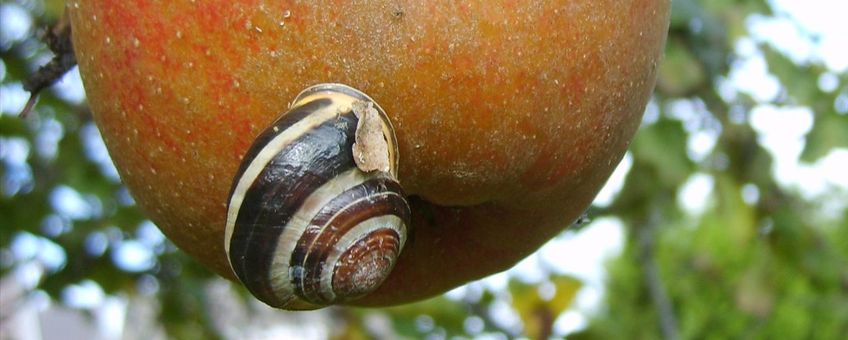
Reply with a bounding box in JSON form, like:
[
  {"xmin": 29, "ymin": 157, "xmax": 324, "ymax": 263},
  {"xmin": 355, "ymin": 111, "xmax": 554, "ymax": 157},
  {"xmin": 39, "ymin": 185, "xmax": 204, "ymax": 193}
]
[{"xmin": 68, "ymin": 0, "xmax": 670, "ymax": 306}]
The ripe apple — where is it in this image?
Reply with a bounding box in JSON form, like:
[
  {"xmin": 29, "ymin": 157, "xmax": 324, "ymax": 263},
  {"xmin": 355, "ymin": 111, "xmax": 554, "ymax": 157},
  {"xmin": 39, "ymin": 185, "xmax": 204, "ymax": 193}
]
[{"xmin": 68, "ymin": 0, "xmax": 670, "ymax": 307}]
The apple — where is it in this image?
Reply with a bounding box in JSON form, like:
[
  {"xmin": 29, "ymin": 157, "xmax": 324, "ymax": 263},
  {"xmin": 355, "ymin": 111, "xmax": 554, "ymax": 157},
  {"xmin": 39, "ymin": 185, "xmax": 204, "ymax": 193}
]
[{"xmin": 68, "ymin": 0, "xmax": 670, "ymax": 307}]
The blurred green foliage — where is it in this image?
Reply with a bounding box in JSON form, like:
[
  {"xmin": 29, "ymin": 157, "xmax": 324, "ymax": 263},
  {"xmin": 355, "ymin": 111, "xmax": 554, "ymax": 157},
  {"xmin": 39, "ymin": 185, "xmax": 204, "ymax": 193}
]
[{"xmin": 2, "ymin": 0, "xmax": 847, "ymax": 339}]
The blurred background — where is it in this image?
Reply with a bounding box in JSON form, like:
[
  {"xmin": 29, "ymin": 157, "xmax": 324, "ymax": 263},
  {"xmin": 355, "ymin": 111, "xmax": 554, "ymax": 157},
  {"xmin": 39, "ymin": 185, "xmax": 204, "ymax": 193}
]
[{"xmin": 1, "ymin": 0, "xmax": 846, "ymax": 339}]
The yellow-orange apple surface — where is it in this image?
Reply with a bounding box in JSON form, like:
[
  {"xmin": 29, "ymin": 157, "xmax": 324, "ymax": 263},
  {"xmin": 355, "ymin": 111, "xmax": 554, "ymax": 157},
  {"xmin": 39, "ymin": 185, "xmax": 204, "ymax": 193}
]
[{"xmin": 68, "ymin": 0, "xmax": 670, "ymax": 306}]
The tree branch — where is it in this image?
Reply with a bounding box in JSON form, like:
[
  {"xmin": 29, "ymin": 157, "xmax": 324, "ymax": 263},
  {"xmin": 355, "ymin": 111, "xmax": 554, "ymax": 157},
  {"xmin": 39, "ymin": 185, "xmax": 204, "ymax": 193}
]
[
  {"xmin": 637, "ymin": 210, "xmax": 680, "ymax": 340},
  {"xmin": 19, "ymin": 11, "xmax": 77, "ymax": 118}
]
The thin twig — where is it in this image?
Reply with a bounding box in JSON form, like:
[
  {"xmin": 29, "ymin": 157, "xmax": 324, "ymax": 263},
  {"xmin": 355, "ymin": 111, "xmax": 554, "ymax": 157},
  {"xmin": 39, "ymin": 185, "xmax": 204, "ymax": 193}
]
[
  {"xmin": 637, "ymin": 210, "xmax": 680, "ymax": 340},
  {"xmin": 19, "ymin": 11, "xmax": 77, "ymax": 118}
]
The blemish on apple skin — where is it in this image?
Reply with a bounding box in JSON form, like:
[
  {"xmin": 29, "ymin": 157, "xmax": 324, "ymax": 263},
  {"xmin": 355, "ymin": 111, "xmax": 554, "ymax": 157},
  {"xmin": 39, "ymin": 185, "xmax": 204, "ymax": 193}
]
[{"xmin": 392, "ymin": 8, "xmax": 405, "ymax": 20}]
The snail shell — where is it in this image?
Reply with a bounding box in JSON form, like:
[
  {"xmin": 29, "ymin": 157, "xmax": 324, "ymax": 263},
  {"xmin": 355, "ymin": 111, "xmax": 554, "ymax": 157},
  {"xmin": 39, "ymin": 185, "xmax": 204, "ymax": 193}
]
[{"xmin": 224, "ymin": 84, "xmax": 410, "ymax": 310}]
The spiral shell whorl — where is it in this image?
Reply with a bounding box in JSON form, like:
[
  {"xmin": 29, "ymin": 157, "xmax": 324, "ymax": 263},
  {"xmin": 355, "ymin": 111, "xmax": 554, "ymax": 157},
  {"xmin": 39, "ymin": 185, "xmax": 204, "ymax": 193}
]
[{"xmin": 224, "ymin": 84, "xmax": 408, "ymax": 310}]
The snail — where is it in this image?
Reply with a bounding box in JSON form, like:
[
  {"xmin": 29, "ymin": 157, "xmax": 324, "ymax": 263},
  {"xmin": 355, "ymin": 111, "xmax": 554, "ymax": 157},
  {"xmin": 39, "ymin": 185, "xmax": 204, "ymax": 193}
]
[{"xmin": 223, "ymin": 84, "xmax": 410, "ymax": 310}]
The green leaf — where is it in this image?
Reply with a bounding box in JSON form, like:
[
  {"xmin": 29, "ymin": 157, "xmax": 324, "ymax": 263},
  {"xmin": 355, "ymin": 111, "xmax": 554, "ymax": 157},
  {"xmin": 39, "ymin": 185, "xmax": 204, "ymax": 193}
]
[
  {"xmin": 510, "ymin": 275, "xmax": 582, "ymax": 339},
  {"xmin": 379, "ymin": 296, "xmax": 469, "ymax": 336},
  {"xmin": 658, "ymin": 39, "xmax": 707, "ymax": 96},
  {"xmin": 802, "ymin": 112, "xmax": 848, "ymax": 162},
  {"xmin": 632, "ymin": 118, "xmax": 695, "ymax": 189}
]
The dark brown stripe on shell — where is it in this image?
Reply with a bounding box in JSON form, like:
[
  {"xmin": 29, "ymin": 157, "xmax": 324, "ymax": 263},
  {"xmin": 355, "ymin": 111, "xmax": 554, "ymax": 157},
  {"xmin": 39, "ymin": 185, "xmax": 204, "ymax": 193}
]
[
  {"xmin": 291, "ymin": 178, "xmax": 410, "ymax": 303},
  {"xmin": 228, "ymin": 105, "xmax": 358, "ymax": 307},
  {"xmin": 228, "ymin": 98, "xmax": 331, "ymax": 197}
]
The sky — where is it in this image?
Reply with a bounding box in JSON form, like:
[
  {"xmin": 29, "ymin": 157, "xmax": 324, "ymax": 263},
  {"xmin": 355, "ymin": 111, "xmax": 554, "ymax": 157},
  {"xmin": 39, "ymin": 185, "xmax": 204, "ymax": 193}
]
[{"xmin": 1, "ymin": 0, "xmax": 847, "ymax": 338}]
